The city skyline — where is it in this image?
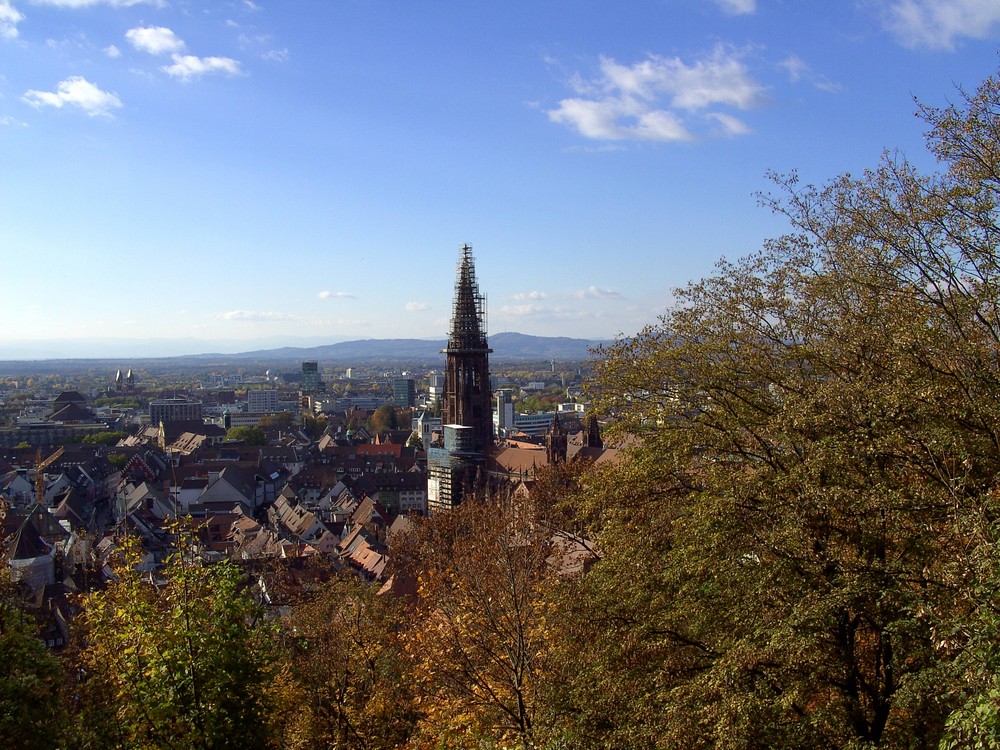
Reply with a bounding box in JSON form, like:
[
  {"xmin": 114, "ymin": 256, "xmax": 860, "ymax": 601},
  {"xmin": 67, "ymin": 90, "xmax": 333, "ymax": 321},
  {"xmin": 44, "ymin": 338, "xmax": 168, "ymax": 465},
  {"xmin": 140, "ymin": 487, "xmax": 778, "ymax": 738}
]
[{"xmin": 2, "ymin": 0, "xmax": 1000, "ymax": 358}]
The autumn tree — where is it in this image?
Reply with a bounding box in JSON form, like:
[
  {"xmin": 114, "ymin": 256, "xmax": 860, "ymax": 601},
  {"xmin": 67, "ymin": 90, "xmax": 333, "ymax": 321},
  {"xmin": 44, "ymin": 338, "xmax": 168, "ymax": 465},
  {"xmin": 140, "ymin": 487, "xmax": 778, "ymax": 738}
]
[
  {"xmin": 543, "ymin": 65, "xmax": 1000, "ymax": 748},
  {"xmin": 283, "ymin": 571, "xmax": 416, "ymax": 749},
  {"xmin": 396, "ymin": 487, "xmax": 559, "ymax": 749},
  {"xmin": 368, "ymin": 403, "xmax": 399, "ymax": 435},
  {"xmin": 73, "ymin": 530, "xmax": 284, "ymax": 750}
]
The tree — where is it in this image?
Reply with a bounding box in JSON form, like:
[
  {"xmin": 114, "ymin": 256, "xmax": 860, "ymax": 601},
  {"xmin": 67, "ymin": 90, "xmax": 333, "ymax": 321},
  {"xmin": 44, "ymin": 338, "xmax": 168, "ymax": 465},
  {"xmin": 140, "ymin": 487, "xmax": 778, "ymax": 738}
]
[
  {"xmin": 284, "ymin": 571, "xmax": 416, "ymax": 749},
  {"xmin": 368, "ymin": 403, "xmax": 399, "ymax": 435},
  {"xmin": 82, "ymin": 430, "xmax": 126, "ymax": 446},
  {"xmin": 73, "ymin": 530, "xmax": 284, "ymax": 749},
  {"xmin": 0, "ymin": 567, "xmax": 67, "ymax": 749},
  {"xmin": 226, "ymin": 425, "xmax": 267, "ymax": 445},
  {"xmin": 545, "ymin": 66, "xmax": 1000, "ymax": 748},
  {"xmin": 397, "ymin": 487, "xmax": 559, "ymax": 749},
  {"xmin": 259, "ymin": 412, "xmax": 294, "ymax": 430}
]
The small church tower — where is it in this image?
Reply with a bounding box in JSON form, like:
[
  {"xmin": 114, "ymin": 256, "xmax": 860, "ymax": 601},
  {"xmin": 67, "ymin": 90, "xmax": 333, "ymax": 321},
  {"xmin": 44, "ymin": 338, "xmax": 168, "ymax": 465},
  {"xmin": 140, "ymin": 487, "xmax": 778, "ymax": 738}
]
[{"xmin": 546, "ymin": 411, "xmax": 568, "ymax": 465}]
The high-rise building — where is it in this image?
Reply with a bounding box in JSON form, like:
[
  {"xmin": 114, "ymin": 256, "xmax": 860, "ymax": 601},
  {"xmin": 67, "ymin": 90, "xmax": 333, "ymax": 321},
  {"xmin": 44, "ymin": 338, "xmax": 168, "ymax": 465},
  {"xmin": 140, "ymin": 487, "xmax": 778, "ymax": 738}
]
[
  {"xmin": 428, "ymin": 244, "xmax": 493, "ymax": 515},
  {"xmin": 149, "ymin": 398, "xmax": 203, "ymax": 425},
  {"xmin": 494, "ymin": 388, "xmax": 515, "ymax": 437},
  {"xmin": 302, "ymin": 361, "xmax": 319, "ymax": 393},
  {"xmin": 247, "ymin": 389, "xmax": 278, "ymax": 413},
  {"xmin": 393, "ymin": 378, "xmax": 416, "ymax": 408}
]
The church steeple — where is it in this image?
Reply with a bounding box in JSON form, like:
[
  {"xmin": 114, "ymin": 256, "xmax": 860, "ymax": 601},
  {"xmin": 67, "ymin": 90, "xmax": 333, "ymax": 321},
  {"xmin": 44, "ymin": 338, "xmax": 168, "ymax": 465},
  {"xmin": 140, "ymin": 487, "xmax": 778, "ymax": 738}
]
[
  {"xmin": 442, "ymin": 244, "xmax": 493, "ymax": 453},
  {"xmin": 546, "ymin": 411, "xmax": 568, "ymax": 464}
]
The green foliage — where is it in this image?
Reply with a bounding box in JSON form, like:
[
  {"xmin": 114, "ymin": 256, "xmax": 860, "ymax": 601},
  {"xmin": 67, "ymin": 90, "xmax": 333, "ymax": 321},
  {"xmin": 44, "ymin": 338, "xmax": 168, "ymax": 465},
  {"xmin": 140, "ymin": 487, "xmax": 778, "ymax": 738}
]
[
  {"xmin": 92, "ymin": 397, "xmax": 140, "ymax": 408},
  {"xmin": 82, "ymin": 430, "xmax": 126, "ymax": 446},
  {"xmin": 546, "ymin": 65, "xmax": 1000, "ymax": 749},
  {"xmin": 226, "ymin": 425, "xmax": 267, "ymax": 445},
  {"xmin": 74, "ymin": 531, "xmax": 283, "ymax": 750},
  {"xmin": 0, "ymin": 574, "xmax": 67, "ymax": 750}
]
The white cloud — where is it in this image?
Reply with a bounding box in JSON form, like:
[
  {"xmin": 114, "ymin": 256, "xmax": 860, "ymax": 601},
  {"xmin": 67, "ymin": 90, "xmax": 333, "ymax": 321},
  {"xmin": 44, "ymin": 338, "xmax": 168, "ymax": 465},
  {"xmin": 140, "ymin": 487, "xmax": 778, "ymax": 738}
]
[
  {"xmin": 221, "ymin": 310, "xmax": 296, "ymax": 321},
  {"xmin": 318, "ymin": 290, "xmax": 356, "ymax": 299},
  {"xmin": 706, "ymin": 111, "xmax": 752, "ymax": 136},
  {"xmin": 0, "ymin": 1, "xmax": 24, "ymax": 40},
  {"xmin": 104, "ymin": 44, "xmax": 121, "ymax": 58},
  {"xmin": 513, "ymin": 291, "xmax": 547, "ymax": 301},
  {"xmin": 497, "ymin": 304, "xmax": 547, "ymax": 317},
  {"xmin": 575, "ymin": 286, "xmax": 623, "ymax": 300},
  {"xmin": 163, "ymin": 54, "xmax": 242, "ymax": 80},
  {"xmin": 779, "ymin": 54, "xmax": 843, "ymax": 93},
  {"xmin": 714, "ymin": 0, "xmax": 756, "ymax": 15},
  {"xmin": 547, "ymin": 45, "xmax": 764, "ymax": 142},
  {"xmin": 0, "ymin": 114, "xmax": 27, "ymax": 126},
  {"xmin": 126, "ymin": 26, "xmax": 185, "ymax": 55},
  {"xmin": 884, "ymin": 0, "xmax": 1000, "ymax": 49},
  {"xmin": 22, "ymin": 76, "xmax": 123, "ymax": 116},
  {"xmin": 262, "ymin": 47, "xmax": 288, "ymax": 62},
  {"xmin": 405, "ymin": 302, "xmax": 429, "ymax": 311}
]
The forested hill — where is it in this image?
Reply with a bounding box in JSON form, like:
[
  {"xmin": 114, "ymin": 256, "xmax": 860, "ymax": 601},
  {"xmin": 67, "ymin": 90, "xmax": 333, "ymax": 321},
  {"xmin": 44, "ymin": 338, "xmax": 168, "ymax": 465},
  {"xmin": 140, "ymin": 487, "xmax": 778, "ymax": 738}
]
[{"xmin": 197, "ymin": 332, "xmax": 609, "ymax": 363}]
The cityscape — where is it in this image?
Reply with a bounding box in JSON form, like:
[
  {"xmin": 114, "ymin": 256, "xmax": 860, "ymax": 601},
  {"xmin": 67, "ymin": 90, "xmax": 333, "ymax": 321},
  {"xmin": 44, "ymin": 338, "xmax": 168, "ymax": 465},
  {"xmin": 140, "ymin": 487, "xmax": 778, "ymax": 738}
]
[{"xmin": 4, "ymin": 1, "xmax": 1000, "ymax": 748}]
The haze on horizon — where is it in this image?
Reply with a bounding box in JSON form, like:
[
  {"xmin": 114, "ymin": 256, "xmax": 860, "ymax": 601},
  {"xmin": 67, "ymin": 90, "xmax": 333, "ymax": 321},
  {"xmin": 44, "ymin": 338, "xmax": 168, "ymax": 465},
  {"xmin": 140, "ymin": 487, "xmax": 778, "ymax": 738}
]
[{"xmin": 2, "ymin": 0, "xmax": 999, "ymax": 354}]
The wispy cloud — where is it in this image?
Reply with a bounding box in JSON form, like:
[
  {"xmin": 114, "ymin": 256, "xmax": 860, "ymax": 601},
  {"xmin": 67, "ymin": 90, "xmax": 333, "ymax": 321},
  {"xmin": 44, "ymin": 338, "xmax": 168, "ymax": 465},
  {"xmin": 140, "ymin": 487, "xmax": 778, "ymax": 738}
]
[
  {"xmin": 126, "ymin": 26, "xmax": 185, "ymax": 55},
  {"xmin": 221, "ymin": 310, "xmax": 296, "ymax": 321},
  {"xmin": 513, "ymin": 290, "xmax": 546, "ymax": 301},
  {"xmin": 22, "ymin": 76, "xmax": 123, "ymax": 116},
  {"xmin": 104, "ymin": 44, "xmax": 121, "ymax": 58},
  {"xmin": 0, "ymin": 1, "xmax": 24, "ymax": 40},
  {"xmin": 883, "ymin": 0, "xmax": 1000, "ymax": 50},
  {"xmin": 575, "ymin": 286, "xmax": 623, "ymax": 300},
  {"xmin": 779, "ymin": 54, "xmax": 843, "ymax": 92},
  {"xmin": 405, "ymin": 302, "xmax": 429, "ymax": 311},
  {"xmin": 163, "ymin": 54, "xmax": 242, "ymax": 80},
  {"xmin": 714, "ymin": 0, "xmax": 755, "ymax": 15},
  {"xmin": 318, "ymin": 290, "xmax": 356, "ymax": 300},
  {"xmin": 262, "ymin": 47, "xmax": 288, "ymax": 62},
  {"xmin": 547, "ymin": 45, "xmax": 764, "ymax": 142},
  {"xmin": 497, "ymin": 304, "xmax": 547, "ymax": 317}
]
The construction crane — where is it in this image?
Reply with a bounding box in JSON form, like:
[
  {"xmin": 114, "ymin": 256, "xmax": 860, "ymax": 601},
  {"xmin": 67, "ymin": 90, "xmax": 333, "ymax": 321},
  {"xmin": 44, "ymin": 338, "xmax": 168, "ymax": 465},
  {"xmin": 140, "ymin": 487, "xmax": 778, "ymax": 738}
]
[{"xmin": 34, "ymin": 446, "xmax": 64, "ymax": 506}]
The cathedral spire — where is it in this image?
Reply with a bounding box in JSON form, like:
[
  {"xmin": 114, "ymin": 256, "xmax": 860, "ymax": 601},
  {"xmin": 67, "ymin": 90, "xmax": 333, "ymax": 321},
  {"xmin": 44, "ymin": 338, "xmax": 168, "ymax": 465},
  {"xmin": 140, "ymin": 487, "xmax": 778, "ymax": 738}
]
[
  {"xmin": 442, "ymin": 244, "xmax": 493, "ymax": 452},
  {"xmin": 445, "ymin": 243, "xmax": 490, "ymax": 352}
]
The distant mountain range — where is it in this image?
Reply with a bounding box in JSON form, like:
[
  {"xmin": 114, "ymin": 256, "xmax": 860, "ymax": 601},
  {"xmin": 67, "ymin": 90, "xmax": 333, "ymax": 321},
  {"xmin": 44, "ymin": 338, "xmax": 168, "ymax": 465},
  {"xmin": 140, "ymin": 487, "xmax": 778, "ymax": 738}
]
[
  {"xmin": 193, "ymin": 332, "xmax": 610, "ymax": 363},
  {"xmin": 0, "ymin": 332, "xmax": 611, "ymax": 369}
]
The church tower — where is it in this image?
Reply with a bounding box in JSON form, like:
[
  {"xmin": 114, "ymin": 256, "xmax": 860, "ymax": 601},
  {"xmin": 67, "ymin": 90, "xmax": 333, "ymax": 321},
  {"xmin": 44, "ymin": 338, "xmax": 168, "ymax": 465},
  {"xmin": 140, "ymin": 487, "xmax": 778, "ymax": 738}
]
[
  {"xmin": 442, "ymin": 243, "xmax": 493, "ymax": 452},
  {"xmin": 428, "ymin": 244, "xmax": 493, "ymax": 515}
]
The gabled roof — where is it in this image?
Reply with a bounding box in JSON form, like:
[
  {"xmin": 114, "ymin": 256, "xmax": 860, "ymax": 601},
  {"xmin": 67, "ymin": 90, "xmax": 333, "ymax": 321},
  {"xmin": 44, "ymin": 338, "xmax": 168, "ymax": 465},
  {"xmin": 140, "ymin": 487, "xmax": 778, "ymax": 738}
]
[
  {"xmin": 53, "ymin": 488, "xmax": 90, "ymax": 528},
  {"xmin": 53, "ymin": 391, "xmax": 87, "ymax": 406},
  {"xmin": 48, "ymin": 402, "xmax": 94, "ymax": 422},
  {"xmin": 6, "ymin": 516, "xmax": 51, "ymax": 561}
]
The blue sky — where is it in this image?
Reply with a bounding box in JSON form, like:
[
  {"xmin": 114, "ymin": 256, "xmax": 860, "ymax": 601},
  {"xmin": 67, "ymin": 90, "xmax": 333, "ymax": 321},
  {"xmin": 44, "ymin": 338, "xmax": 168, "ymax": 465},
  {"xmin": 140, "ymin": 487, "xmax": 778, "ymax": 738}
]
[{"xmin": 1, "ymin": 0, "xmax": 999, "ymax": 357}]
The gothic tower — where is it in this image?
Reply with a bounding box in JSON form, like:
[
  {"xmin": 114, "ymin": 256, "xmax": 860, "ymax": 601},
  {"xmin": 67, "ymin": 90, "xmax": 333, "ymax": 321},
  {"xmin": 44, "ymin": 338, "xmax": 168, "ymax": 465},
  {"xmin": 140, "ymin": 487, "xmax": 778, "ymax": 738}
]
[
  {"xmin": 442, "ymin": 243, "xmax": 493, "ymax": 452},
  {"xmin": 428, "ymin": 244, "xmax": 493, "ymax": 515},
  {"xmin": 546, "ymin": 411, "xmax": 568, "ymax": 465}
]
